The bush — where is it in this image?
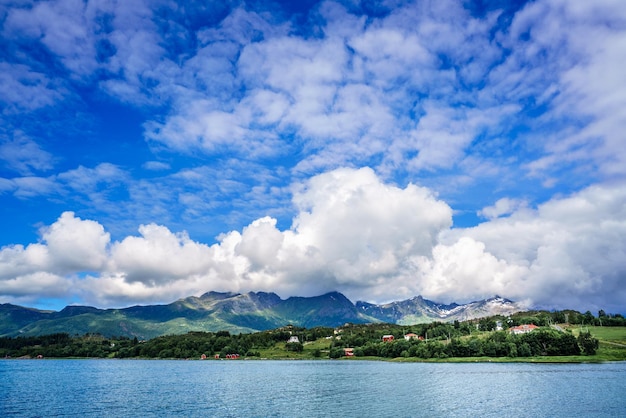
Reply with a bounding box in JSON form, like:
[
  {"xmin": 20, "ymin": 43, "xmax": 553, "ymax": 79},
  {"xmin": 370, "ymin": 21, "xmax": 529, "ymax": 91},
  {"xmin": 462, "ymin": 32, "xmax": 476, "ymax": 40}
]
[{"xmin": 285, "ymin": 342, "xmax": 303, "ymax": 352}]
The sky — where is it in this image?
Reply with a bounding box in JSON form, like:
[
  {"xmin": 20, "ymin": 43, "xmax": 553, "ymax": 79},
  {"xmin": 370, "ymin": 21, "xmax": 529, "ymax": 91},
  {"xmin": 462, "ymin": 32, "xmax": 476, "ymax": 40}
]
[{"xmin": 1, "ymin": 0, "xmax": 625, "ymax": 314}]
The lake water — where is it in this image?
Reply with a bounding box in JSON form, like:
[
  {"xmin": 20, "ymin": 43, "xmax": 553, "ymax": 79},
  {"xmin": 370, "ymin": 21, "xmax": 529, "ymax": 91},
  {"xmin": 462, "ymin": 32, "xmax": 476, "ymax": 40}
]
[{"xmin": 1, "ymin": 359, "xmax": 625, "ymax": 417}]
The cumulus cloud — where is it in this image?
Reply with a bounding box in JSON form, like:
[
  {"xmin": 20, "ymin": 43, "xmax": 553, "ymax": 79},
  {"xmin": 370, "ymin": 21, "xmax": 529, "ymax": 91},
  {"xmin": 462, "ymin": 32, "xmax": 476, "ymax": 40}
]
[
  {"xmin": 110, "ymin": 224, "xmax": 214, "ymax": 284},
  {"xmin": 0, "ymin": 212, "xmax": 109, "ymax": 306},
  {"xmin": 439, "ymin": 181, "xmax": 626, "ymax": 312},
  {"xmin": 41, "ymin": 212, "xmax": 110, "ymax": 273},
  {"xmin": 0, "ymin": 168, "xmax": 452, "ymax": 306},
  {"xmin": 413, "ymin": 237, "xmax": 528, "ymax": 302},
  {"xmin": 1, "ymin": 168, "xmax": 625, "ymax": 313}
]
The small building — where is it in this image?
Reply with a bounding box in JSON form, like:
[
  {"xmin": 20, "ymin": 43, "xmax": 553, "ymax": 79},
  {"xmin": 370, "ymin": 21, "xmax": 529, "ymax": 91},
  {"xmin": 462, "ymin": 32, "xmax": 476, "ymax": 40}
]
[
  {"xmin": 382, "ymin": 335, "xmax": 394, "ymax": 342},
  {"xmin": 343, "ymin": 348, "xmax": 354, "ymax": 357},
  {"xmin": 404, "ymin": 333, "xmax": 421, "ymax": 341},
  {"xmin": 510, "ymin": 324, "xmax": 539, "ymax": 335},
  {"xmin": 200, "ymin": 354, "xmax": 207, "ymax": 360},
  {"xmin": 287, "ymin": 336, "xmax": 300, "ymax": 343}
]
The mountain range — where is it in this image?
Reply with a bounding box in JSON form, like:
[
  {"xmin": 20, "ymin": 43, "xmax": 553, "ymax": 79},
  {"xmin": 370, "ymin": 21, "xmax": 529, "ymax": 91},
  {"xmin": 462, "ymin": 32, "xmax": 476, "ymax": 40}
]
[{"xmin": 0, "ymin": 291, "xmax": 525, "ymax": 339}]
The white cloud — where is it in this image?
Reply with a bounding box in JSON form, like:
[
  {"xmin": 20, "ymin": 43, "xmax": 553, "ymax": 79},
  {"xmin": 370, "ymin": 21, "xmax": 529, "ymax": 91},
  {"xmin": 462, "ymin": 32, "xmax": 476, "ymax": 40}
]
[
  {"xmin": 478, "ymin": 197, "xmax": 527, "ymax": 220},
  {"xmin": 11, "ymin": 176, "xmax": 59, "ymax": 198},
  {"xmin": 0, "ymin": 63, "xmax": 65, "ymax": 111},
  {"xmin": 413, "ymin": 237, "xmax": 528, "ymax": 302},
  {"xmin": 0, "ymin": 131, "xmax": 54, "ymax": 175},
  {"xmin": 0, "ymin": 272, "xmax": 71, "ymax": 301},
  {"xmin": 235, "ymin": 216, "xmax": 284, "ymax": 270},
  {"xmin": 289, "ymin": 167, "xmax": 451, "ymax": 269},
  {"xmin": 0, "ymin": 243, "xmax": 49, "ymax": 281},
  {"xmin": 110, "ymin": 224, "xmax": 214, "ymax": 284},
  {"xmin": 0, "ymin": 212, "xmax": 109, "ymax": 280},
  {"xmin": 58, "ymin": 163, "xmax": 128, "ymax": 192},
  {"xmin": 0, "ymin": 212, "xmax": 110, "ymax": 306},
  {"xmin": 488, "ymin": 0, "xmax": 626, "ymax": 184},
  {"xmin": 2, "ymin": 0, "xmax": 107, "ymax": 79},
  {"xmin": 41, "ymin": 212, "xmax": 111, "ymax": 273},
  {"xmin": 440, "ymin": 180, "xmax": 626, "ymax": 312}
]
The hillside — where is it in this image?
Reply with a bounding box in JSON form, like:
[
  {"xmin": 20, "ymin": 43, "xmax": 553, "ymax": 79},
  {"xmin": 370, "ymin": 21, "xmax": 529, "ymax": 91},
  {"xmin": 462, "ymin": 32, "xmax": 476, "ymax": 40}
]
[{"xmin": 0, "ymin": 292, "xmax": 525, "ymax": 339}]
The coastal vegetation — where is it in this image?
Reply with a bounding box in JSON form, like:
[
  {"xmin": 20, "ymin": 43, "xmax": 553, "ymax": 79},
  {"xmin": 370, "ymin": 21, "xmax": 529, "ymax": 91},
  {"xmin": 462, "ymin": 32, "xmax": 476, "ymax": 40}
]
[{"xmin": 2, "ymin": 310, "xmax": 624, "ymax": 363}]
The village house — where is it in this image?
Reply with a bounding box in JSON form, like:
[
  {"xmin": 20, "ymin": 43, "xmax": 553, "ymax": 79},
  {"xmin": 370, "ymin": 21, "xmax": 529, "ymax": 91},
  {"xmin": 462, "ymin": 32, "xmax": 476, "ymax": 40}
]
[
  {"xmin": 287, "ymin": 336, "xmax": 300, "ymax": 343},
  {"xmin": 404, "ymin": 333, "xmax": 422, "ymax": 341},
  {"xmin": 343, "ymin": 348, "xmax": 354, "ymax": 357},
  {"xmin": 382, "ymin": 335, "xmax": 394, "ymax": 342},
  {"xmin": 510, "ymin": 324, "xmax": 539, "ymax": 335}
]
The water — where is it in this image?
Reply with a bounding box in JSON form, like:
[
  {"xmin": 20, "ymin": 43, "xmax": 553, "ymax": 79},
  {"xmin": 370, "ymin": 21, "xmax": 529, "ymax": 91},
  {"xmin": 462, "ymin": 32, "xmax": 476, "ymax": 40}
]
[{"xmin": 1, "ymin": 360, "xmax": 625, "ymax": 417}]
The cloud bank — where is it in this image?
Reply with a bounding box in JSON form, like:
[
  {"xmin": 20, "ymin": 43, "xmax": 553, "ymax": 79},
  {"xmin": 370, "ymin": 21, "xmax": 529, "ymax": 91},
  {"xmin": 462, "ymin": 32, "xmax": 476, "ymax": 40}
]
[{"xmin": 1, "ymin": 168, "xmax": 624, "ymax": 313}]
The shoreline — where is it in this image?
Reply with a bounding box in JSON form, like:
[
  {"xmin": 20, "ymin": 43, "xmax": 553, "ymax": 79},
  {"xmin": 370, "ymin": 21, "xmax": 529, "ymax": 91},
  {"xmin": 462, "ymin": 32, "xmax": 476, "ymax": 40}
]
[{"xmin": 3, "ymin": 355, "xmax": 622, "ymax": 363}]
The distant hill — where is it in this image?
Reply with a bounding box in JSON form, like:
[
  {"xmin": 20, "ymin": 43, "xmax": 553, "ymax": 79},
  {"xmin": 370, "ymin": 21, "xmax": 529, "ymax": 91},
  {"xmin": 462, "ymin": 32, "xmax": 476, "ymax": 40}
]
[{"xmin": 0, "ymin": 292, "xmax": 525, "ymax": 339}]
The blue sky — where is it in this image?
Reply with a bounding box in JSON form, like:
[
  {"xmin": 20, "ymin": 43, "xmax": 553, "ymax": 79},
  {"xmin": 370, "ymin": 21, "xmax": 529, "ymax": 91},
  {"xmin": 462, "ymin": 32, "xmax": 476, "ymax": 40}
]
[{"xmin": 1, "ymin": 0, "xmax": 625, "ymax": 314}]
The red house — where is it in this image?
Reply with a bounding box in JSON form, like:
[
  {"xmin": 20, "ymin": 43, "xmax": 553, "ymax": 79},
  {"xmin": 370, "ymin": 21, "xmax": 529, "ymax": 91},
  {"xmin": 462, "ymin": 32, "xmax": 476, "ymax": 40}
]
[
  {"xmin": 382, "ymin": 335, "xmax": 394, "ymax": 342},
  {"xmin": 510, "ymin": 324, "xmax": 539, "ymax": 335}
]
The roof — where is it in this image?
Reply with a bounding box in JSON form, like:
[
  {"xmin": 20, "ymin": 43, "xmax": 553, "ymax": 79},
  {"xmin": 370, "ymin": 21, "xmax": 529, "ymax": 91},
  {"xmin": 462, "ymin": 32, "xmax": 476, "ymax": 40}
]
[{"xmin": 510, "ymin": 324, "xmax": 539, "ymax": 332}]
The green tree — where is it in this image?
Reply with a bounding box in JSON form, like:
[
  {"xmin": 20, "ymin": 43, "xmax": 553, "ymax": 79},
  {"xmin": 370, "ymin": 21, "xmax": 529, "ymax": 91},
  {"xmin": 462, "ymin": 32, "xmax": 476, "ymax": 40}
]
[
  {"xmin": 478, "ymin": 318, "xmax": 496, "ymax": 332},
  {"xmin": 577, "ymin": 331, "xmax": 599, "ymax": 355},
  {"xmin": 328, "ymin": 347, "xmax": 343, "ymax": 359},
  {"xmin": 518, "ymin": 342, "xmax": 532, "ymax": 357}
]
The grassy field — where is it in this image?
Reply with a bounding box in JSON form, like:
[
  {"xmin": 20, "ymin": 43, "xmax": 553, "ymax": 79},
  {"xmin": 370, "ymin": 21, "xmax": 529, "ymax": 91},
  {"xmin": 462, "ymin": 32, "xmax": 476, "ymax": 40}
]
[
  {"xmin": 257, "ymin": 339, "xmax": 332, "ymax": 359},
  {"xmin": 565, "ymin": 325, "xmax": 626, "ymax": 361},
  {"xmin": 569, "ymin": 325, "xmax": 626, "ymax": 345}
]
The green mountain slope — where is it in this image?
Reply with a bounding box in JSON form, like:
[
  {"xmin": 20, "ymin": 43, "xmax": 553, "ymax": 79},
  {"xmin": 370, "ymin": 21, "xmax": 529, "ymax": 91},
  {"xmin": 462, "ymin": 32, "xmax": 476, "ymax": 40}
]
[{"xmin": 0, "ymin": 292, "xmax": 525, "ymax": 339}]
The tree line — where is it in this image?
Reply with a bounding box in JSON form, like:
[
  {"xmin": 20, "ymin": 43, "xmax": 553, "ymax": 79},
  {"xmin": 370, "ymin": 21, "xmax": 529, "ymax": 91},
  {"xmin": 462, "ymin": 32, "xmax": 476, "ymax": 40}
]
[
  {"xmin": 0, "ymin": 327, "xmax": 333, "ymax": 359},
  {"xmin": 329, "ymin": 327, "xmax": 598, "ymax": 359},
  {"xmin": 1, "ymin": 321, "xmax": 599, "ymax": 360}
]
